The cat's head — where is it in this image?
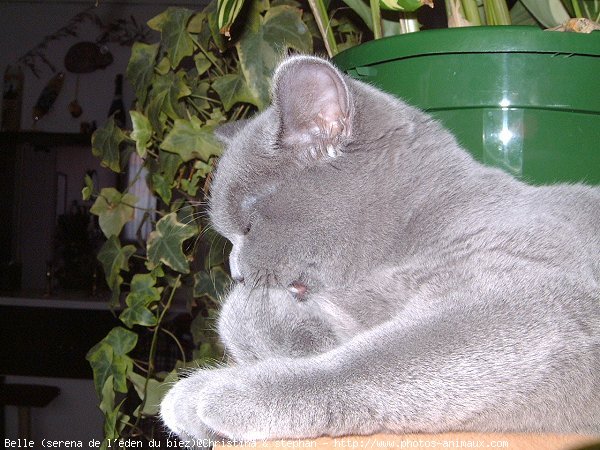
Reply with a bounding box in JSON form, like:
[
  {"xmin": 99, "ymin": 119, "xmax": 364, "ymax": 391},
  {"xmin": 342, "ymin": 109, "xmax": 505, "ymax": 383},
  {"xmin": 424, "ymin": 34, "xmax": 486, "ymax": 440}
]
[{"xmin": 209, "ymin": 56, "xmax": 419, "ymax": 296}]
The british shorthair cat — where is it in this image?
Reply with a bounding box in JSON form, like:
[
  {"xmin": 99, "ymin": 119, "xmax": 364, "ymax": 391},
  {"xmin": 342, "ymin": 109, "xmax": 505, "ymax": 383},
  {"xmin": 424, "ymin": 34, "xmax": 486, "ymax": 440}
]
[{"xmin": 161, "ymin": 55, "xmax": 600, "ymax": 442}]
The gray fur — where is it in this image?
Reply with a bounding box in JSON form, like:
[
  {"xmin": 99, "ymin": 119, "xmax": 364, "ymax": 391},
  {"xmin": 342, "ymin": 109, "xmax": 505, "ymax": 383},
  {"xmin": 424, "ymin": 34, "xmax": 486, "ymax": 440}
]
[{"xmin": 161, "ymin": 55, "xmax": 600, "ymax": 440}]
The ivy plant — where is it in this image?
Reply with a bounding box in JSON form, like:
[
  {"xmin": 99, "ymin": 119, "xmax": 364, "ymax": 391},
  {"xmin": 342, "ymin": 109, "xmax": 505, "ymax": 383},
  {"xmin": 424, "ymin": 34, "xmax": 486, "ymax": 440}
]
[{"xmin": 85, "ymin": 1, "xmax": 314, "ymax": 446}]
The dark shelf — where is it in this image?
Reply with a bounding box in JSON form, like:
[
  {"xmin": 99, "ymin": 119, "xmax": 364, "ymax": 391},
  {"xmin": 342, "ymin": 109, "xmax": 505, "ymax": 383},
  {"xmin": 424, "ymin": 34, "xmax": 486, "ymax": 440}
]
[{"xmin": 0, "ymin": 131, "xmax": 91, "ymax": 147}]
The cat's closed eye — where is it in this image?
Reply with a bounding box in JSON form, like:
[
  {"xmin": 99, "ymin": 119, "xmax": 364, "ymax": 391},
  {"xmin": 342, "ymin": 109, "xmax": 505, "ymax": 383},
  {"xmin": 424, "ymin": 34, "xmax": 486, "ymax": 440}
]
[{"xmin": 239, "ymin": 196, "xmax": 258, "ymax": 235}]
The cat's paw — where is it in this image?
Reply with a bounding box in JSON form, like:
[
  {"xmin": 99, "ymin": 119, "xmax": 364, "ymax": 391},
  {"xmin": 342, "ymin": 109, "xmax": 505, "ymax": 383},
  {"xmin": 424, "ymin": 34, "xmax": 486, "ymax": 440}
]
[
  {"xmin": 162, "ymin": 364, "xmax": 283, "ymax": 441},
  {"xmin": 161, "ymin": 361, "xmax": 330, "ymax": 441},
  {"xmin": 161, "ymin": 369, "xmax": 228, "ymax": 444},
  {"xmin": 195, "ymin": 367, "xmax": 273, "ymax": 440}
]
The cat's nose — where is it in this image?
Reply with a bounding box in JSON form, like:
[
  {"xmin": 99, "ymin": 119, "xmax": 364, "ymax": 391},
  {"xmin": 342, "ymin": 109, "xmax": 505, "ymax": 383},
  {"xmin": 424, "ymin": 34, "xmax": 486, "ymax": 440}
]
[{"xmin": 288, "ymin": 281, "xmax": 307, "ymax": 299}]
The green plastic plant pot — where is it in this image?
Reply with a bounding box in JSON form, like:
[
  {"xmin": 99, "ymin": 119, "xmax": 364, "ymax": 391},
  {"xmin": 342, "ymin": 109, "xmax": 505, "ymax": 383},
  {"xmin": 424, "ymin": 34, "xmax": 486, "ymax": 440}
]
[{"xmin": 333, "ymin": 26, "xmax": 600, "ymax": 185}]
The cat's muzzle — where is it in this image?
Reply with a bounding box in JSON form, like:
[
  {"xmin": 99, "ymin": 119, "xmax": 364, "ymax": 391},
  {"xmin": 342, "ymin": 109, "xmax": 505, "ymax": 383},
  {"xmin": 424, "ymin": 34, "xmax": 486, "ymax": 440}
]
[{"xmin": 288, "ymin": 281, "xmax": 308, "ymax": 300}]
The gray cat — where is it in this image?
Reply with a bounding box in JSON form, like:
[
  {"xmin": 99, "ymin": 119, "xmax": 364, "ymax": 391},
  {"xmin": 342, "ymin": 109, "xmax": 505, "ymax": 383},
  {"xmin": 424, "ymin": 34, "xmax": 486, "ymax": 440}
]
[{"xmin": 161, "ymin": 55, "xmax": 600, "ymax": 441}]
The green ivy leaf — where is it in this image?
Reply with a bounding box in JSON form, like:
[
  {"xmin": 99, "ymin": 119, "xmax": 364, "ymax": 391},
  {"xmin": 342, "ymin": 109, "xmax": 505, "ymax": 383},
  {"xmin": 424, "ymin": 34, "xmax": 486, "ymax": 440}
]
[
  {"xmin": 97, "ymin": 236, "xmax": 136, "ymax": 307},
  {"xmin": 104, "ymin": 326, "xmax": 139, "ymax": 355},
  {"xmin": 212, "ymin": 73, "xmax": 259, "ymax": 111},
  {"xmin": 147, "ymin": 213, "xmax": 199, "ymax": 273},
  {"xmin": 160, "ymin": 116, "xmax": 222, "ymax": 162},
  {"xmin": 147, "ymin": 9, "xmax": 169, "ymax": 31},
  {"xmin": 175, "ymin": 204, "xmax": 196, "ymax": 226},
  {"xmin": 235, "ymin": 1, "xmax": 271, "ymax": 110},
  {"xmin": 82, "ymin": 173, "xmax": 94, "ymax": 201},
  {"xmin": 146, "ymin": 72, "xmax": 191, "ymax": 134},
  {"xmin": 193, "ymin": 14, "xmax": 213, "ymax": 49},
  {"xmin": 147, "ymin": 262, "xmax": 166, "ymax": 279},
  {"xmin": 86, "ymin": 326, "xmax": 137, "ymax": 396},
  {"xmin": 188, "ymin": 79, "xmax": 211, "ymax": 113},
  {"xmin": 151, "ymin": 173, "xmax": 173, "ymax": 204},
  {"xmin": 158, "ymin": 149, "xmax": 184, "ymax": 186},
  {"xmin": 119, "ymin": 273, "xmax": 162, "ymax": 328},
  {"xmin": 188, "ymin": 11, "xmax": 205, "ymax": 33},
  {"xmin": 90, "ymin": 188, "xmax": 138, "ymax": 238},
  {"xmin": 180, "ymin": 169, "xmax": 202, "ymax": 196},
  {"xmin": 170, "ymin": 198, "xmax": 186, "ymax": 214},
  {"xmin": 193, "ymin": 266, "xmax": 231, "ymax": 301},
  {"xmin": 101, "ymin": 399, "xmax": 129, "ymax": 448},
  {"xmin": 104, "ymin": 327, "xmax": 137, "ymax": 393},
  {"xmin": 194, "ymin": 159, "xmax": 214, "ymax": 178},
  {"xmin": 155, "ymin": 56, "xmax": 171, "ymax": 75},
  {"xmin": 128, "ymin": 372, "xmax": 171, "ymax": 416},
  {"xmin": 126, "ymin": 42, "xmax": 159, "ymax": 105},
  {"xmin": 194, "ymin": 54, "xmax": 212, "ymax": 76},
  {"xmin": 263, "ymin": 6, "xmax": 313, "ymax": 52},
  {"xmin": 160, "ymin": 8, "xmax": 196, "ymax": 68},
  {"xmin": 206, "ymin": 108, "xmax": 226, "ymax": 127},
  {"xmin": 129, "ymin": 111, "xmax": 152, "ymax": 158},
  {"xmin": 92, "ymin": 118, "xmax": 127, "ymax": 173},
  {"xmin": 119, "ymin": 300, "xmax": 156, "ymax": 329},
  {"xmin": 97, "ymin": 381, "xmax": 129, "ymax": 446},
  {"xmin": 87, "ymin": 344, "xmax": 114, "ymax": 397},
  {"xmin": 237, "ymin": 3, "xmax": 312, "ymax": 109},
  {"xmin": 99, "ymin": 376, "xmax": 116, "ymax": 419}
]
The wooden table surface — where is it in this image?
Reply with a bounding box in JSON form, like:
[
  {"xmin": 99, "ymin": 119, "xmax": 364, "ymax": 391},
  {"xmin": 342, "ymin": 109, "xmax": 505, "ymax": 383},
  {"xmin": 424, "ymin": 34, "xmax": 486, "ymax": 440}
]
[{"xmin": 215, "ymin": 433, "xmax": 600, "ymax": 450}]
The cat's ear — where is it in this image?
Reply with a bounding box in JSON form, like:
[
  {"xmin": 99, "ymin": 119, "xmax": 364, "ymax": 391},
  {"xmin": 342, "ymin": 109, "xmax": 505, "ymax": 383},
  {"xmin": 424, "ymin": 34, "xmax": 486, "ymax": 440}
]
[
  {"xmin": 214, "ymin": 119, "xmax": 251, "ymax": 145},
  {"xmin": 272, "ymin": 56, "xmax": 353, "ymax": 160}
]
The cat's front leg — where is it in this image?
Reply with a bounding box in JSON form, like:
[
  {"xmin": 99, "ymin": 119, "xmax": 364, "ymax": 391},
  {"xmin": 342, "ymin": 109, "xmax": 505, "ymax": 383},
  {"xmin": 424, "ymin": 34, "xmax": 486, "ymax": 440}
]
[
  {"xmin": 218, "ymin": 283, "xmax": 341, "ymax": 363},
  {"xmin": 164, "ymin": 298, "xmax": 585, "ymax": 439},
  {"xmin": 162, "ymin": 321, "xmax": 413, "ymax": 440},
  {"xmin": 161, "ymin": 358, "xmax": 366, "ymax": 441}
]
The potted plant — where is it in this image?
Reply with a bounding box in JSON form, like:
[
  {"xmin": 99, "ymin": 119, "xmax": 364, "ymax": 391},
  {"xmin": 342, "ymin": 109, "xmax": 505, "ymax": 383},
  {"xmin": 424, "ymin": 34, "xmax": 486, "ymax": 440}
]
[
  {"xmin": 333, "ymin": 26, "xmax": 600, "ymax": 184},
  {"xmin": 86, "ymin": 1, "xmax": 315, "ymax": 447},
  {"xmin": 220, "ymin": 0, "xmax": 600, "ymax": 184}
]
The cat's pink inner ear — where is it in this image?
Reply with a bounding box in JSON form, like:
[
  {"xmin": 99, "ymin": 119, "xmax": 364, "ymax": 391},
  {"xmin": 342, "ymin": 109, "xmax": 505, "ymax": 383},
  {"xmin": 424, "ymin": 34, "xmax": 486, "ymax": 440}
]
[
  {"xmin": 273, "ymin": 57, "xmax": 352, "ymax": 158},
  {"xmin": 310, "ymin": 70, "xmax": 349, "ymax": 135}
]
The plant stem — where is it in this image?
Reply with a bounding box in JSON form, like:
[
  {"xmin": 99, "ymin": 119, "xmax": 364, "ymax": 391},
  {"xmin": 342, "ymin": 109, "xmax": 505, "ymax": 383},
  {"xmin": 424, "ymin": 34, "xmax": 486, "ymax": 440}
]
[
  {"xmin": 370, "ymin": 0, "xmax": 383, "ymax": 38},
  {"xmin": 398, "ymin": 11, "xmax": 420, "ymax": 33},
  {"xmin": 231, "ymin": 104, "xmax": 250, "ymax": 122},
  {"xmin": 161, "ymin": 328, "xmax": 187, "ymax": 364},
  {"xmin": 191, "ymin": 37, "xmax": 225, "ymax": 76},
  {"xmin": 571, "ymin": 0, "xmax": 583, "ymax": 17},
  {"xmin": 132, "ymin": 360, "xmax": 149, "ymax": 373},
  {"xmin": 461, "ymin": 0, "xmax": 482, "ymax": 24},
  {"xmin": 484, "ymin": 0, "xmax": 511, "ymax": 24},
  {"xmin": 191, "ymin": 95, "xmax": 221, "ymax": 104},
  {"xmin": 187, "ymin": 100, "xmax": 211, "ymax": 120},
  {"xmin": 132, "ymin": 274, "xmax": 181, "ymax": 430},
  {"xmin": 308, "ymin": 0, "xmax": 339, "ymax": 56}
]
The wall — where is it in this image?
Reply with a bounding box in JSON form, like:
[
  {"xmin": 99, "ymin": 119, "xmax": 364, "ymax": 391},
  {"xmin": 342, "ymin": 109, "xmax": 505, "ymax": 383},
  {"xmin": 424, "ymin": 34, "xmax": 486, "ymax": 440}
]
[{"xmin": 0, "ymin": 0, "xmax": 202, "ymax": 133}]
